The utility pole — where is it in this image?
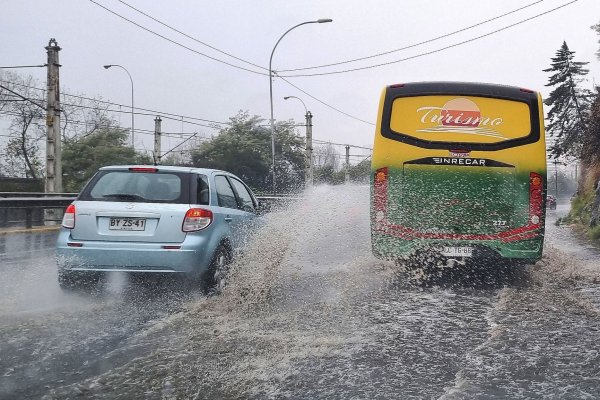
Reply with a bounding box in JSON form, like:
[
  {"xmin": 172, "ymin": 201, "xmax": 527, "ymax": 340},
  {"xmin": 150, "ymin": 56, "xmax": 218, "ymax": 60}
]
[
  {"xmin": 345, "ymin": 145, "xmax": 350, "ymax": 184},
  {"xmin": 305, "ymin": 111, "xmax": 313, "ymax": 187},
  {"xmin": 154, "ymin": 116, "xmax": 162, "ymax": 165},
  {"xmin": 45, "ymin": 38, "xmax": 61, "ymax": 193}
]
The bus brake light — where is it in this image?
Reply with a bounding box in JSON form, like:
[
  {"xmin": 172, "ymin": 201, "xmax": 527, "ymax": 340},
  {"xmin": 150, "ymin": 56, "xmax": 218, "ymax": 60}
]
[
  {"xmin": 374, "ymin": 167, "xmax": 388, "ymax": 212},
  {"xmin": 529, "ymin": 172, "xmax": 543, "ymax": 225}
]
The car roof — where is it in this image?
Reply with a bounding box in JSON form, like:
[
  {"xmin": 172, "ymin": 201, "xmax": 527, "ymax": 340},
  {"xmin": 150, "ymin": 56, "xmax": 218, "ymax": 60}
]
[{"xmin": 98, "ymin": 165, "xmax": 231, "ymax": 175}]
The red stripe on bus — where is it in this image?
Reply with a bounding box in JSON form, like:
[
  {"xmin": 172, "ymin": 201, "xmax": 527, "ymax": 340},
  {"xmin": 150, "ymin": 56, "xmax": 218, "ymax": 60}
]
[{"xmin": 374, "ymin": 220, "xmax": 541, "ymax": 242}]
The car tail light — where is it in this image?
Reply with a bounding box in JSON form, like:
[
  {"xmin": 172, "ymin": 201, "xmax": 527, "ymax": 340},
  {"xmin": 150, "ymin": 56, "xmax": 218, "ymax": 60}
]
[
  {"xmin": 529, "ymin": 172, "xmax": 543, "ymax": 225},
  {"xmin": 129, "ymin": 167, "xmax": 158, "ymax": 172},
  {"xmin": 62, "ymin": 204, "xmax": 76, "ymax": 229},
  {"xmin": 182, "ymin": 208, "xmax": 212, "ymax": 232},
  {"xmin": 373, "ymin": 167, "xmax": 388, "ymax": 213}
]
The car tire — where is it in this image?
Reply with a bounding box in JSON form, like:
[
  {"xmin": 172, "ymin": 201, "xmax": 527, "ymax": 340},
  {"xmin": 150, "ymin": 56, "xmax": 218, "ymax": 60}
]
[{"xmin": 203, "ymin": 244, "xmax": 232, "ymax": 294}]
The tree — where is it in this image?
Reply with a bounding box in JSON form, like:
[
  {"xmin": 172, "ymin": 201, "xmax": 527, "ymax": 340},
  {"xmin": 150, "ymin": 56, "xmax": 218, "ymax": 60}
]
[
  {"xmin": 191, "ymin": 111, "xmax": 305, "ymax": 193},
  {"xmin": 582, "ymin": 87, "xmax": 600, "ymax": 166},
  {"xmin": 0, "ymin": 73, "xmax": 46, "ymax": 178},
  {"xmin": 348, "ymin": 158, "xmax": 371, "ymax": 183},
  {"xmin": 62, "ymin": 126, "xmax": 150, "ymax": 192},
  {"xmin": 543, "ymin": 41, "xmax": 591, "ymax": 159},
  {"xmin": 0, "ymin": 71, "xmax": 122, "ymax": 180},
  {"xmin": 592, "ymin": 20, "xmax": 600, "ymax": 60}
]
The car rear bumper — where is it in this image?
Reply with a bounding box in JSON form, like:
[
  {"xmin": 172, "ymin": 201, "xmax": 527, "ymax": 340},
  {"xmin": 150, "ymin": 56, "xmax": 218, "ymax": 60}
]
[{"xmin": 55, "ymin": 228, "xmax": 214, "ymax": 275}]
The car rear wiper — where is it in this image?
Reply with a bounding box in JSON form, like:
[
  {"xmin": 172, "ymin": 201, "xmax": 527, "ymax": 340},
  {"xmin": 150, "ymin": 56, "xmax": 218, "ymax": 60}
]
[{"xmin": 102, "ymin": 193, "xmax": 144, "ymax": 201}]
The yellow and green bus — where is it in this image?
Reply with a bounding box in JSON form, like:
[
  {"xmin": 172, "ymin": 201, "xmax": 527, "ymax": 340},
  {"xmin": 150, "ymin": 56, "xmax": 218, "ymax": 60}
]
[{"xmin": 371, "ymin": 82, "xmax": 546, "ymax": 265}]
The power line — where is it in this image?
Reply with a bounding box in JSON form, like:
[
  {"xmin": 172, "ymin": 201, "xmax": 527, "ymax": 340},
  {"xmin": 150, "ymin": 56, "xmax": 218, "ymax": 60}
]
[
  {"xmin": 60, "ymin": 101, "xmax": 221, "ymax": 129},
  {"xmin": 278, "ymin": 0, "xmax": 545, "ymax": 73},
  {"xmin": 0, "ymin": 78, "xmax": 230, "ymax": 126},
  {"xmin": 0, "ymin": 83, "xmax": 45, "ymax": 110},
  {"xmin": 88, "ymin": 0, "xmax": 269, "ymax": 76},
  {"xmin": 277, "ymin": 0, "xmax": 579, "ymax": 77},
  {"xmin": 117, "ymin": 0, "xmax": 267, "ymax": 72},
  {"xmin": 278, "ymin": 75, "xmax": 375, "ymax": 126},
  {"xmin": 313, "ymin": 138, "xmax": 372, "ymax": 151},
  {"xmin": 161, "ymin": 132, "xmax": 199, "ymax": 158},
  {"xmin": 0, "ymin": 64, "xmax": 47, "ymax": 69}
]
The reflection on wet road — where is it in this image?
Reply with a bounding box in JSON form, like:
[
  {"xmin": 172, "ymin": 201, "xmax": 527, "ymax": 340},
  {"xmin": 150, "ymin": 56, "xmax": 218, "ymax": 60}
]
[{"xmin": 1, "ymin": 189, "xmax": 599, "ymax": 399}]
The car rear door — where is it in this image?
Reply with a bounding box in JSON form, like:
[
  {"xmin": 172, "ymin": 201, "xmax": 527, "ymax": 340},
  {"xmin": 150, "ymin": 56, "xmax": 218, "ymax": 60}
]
[{"xmin": 212, "ymin": 174, "xmax": 247, "ymax": 249}]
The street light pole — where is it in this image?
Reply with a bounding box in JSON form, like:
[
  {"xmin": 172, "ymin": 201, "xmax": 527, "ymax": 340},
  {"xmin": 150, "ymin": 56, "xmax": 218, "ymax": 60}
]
[
  {"xmin": 284, "ymin": 95, "xmax": 313, "ymax": 188},
  {"xmin": 269, "ymin": 18, "xmax": 332, "ymax": 195},
  {"xmin": 104, "ymin": 64, "xmax": 134, "ymax": 148}
]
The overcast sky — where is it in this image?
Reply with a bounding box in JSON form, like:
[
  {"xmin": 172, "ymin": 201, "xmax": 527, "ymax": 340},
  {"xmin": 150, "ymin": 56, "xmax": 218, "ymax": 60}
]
[{"xmin": 2, "ymin": 0, "xmax": 600, "ymax": 157}]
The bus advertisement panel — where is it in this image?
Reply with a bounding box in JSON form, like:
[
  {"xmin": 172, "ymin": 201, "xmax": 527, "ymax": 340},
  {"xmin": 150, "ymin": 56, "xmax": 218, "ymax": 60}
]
[{"xmin": 371, "ymin": 82, "xmax": 547, "ymax": 265}]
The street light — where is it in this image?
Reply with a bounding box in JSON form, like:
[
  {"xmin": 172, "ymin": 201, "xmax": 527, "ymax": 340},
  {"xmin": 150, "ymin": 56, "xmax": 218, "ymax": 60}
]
[
  {"xmin": 284, "ymin": 96, "xmax": 313, "ymax": 188},
  {"xmin": 269, "ymin": 18, "xmax": 332, "ymax": 195},
  {"xmin": 104, "ymin": 64, "xmax": 135, "ymax": 148}
]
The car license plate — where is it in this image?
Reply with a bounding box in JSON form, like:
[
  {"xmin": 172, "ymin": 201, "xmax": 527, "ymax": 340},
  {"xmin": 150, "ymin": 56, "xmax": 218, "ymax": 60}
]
[
  {"xmin": 109, "ymin": 218, "xmax": 146, "ymax": 231},
  {"xmin": 441, "ymin": 246, "xmax": 473, "ymax": 257}
]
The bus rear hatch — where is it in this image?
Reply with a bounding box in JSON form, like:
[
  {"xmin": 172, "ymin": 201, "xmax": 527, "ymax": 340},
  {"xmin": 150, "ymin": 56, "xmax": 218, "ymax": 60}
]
[{"xmin": 392, "ymin": 159, "xmax": 516, "ymax": 235}]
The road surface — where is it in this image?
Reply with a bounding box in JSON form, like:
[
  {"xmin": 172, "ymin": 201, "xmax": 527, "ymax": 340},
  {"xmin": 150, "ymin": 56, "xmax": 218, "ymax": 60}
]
[{"xmin": 1, "ymin": 186, "xmax": 599, "ymax": 399}]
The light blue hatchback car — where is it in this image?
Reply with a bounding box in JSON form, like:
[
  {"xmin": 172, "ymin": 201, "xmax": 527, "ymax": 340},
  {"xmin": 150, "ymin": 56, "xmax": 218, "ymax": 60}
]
[{"xmin": 56, "ymin": 165, "xmax": 258, "ymax": 290}]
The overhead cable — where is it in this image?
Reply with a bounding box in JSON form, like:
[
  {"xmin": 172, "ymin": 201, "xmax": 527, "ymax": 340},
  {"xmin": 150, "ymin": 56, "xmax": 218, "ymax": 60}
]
[
  {"xmin": 278, "ymin": 0, "xmax": 545, "ymax": 72},
  {"xmin": 278, "ymin": 75, "xmax": 375, "ymax": 126},
  {"xmin": 277, "ymin": 0, "xmax": 579, "ymax": 77},
  {"xmin": 88, "ymin": 0, "xmax": 269, "ymax": 76},
  {"xmin": 117, "ymin": 0, "xmax": 267, "ymax": 71}
]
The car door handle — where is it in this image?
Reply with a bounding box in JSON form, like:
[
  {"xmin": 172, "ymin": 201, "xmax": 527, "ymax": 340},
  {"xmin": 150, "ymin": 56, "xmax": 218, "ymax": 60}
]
[{"xmin": 224, "ymin": 216, "xmax": 232, "ymax": 222}]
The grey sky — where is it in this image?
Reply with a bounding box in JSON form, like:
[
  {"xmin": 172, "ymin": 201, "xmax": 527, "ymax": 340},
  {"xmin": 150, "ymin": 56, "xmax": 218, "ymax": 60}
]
[{"xmin": 2, "ymin": 0, "xmax": 600, "ymax": 156}]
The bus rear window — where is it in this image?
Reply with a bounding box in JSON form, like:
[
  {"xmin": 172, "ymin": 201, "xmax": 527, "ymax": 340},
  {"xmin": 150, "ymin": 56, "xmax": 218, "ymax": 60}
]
[{"xmin": 389, "ymin": 95, "xmax": 532, "ymax": 144}]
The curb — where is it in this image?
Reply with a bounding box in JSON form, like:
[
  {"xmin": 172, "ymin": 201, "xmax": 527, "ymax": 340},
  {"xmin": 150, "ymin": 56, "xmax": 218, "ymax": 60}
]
[{"xmin": 0, "ymin": 226, "xmax": 61, "ymax": 236}]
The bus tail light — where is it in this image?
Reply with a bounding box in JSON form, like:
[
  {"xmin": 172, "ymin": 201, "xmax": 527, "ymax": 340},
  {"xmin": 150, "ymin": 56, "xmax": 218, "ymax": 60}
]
[
  {"xmin": 182, "ymin": 208, "xmax": 213, "ymax": 232},
  {"xmin": 374, "ymin": 167, "xmax": 389, "ymax": 213},
  {"xmin": 62, "ymin": 204, "xmax": 76, "ymax": 229},
  {"xmin": 529, "ymin": 172, "xmax": 543, "ymax": 225}
]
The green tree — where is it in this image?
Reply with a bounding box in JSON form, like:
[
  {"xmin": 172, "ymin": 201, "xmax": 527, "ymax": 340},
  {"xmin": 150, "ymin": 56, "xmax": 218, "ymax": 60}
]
[
  {"xmin": 62, "ymin": 126, "xmax": 150, "ymax": 192},
  {"xmin": 543, "ymin": 41, "xmax": 591, "ymax": 159},
  {"xmin": 582, "ymin": 87, "xmax": 600, "ymax": 166},
  {"xmin": 348, "ymin": 158, "xmax": 371, "ymax": 183},
  {"xmin": 593, "ymin": 20, "xmax": 600, "ymax": 60},
  {"xmin": 314, "ymin": 164, "xmax": 345, "ymax": 185},
  {"xmin": 191, "ymin": 111, "xmax": 305, "ymax": 193}
]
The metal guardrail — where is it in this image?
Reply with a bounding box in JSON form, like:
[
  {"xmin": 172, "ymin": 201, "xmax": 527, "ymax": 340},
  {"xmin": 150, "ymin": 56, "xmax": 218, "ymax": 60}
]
[{"xmin": 0, "ymin": 193, "xmax": 301, "ymax": 229}]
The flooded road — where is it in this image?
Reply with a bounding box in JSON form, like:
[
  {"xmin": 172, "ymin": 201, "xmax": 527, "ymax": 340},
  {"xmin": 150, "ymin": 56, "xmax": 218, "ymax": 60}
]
[{"xmin": 1, "ymin": 187, "xmax": 599, "ymax": 399}]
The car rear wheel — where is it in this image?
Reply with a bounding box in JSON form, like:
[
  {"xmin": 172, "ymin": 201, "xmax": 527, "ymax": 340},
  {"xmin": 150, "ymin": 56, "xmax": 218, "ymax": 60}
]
[{"xmin": 203, "ymin": 245, "xmax": 232, "ymax": 294}]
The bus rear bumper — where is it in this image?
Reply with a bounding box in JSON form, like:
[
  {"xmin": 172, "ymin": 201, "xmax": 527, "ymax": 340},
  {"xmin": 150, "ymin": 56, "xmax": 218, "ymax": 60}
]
[{"xmin": 371, "ymin": 232, "xmax": 543, "ymax": 263}]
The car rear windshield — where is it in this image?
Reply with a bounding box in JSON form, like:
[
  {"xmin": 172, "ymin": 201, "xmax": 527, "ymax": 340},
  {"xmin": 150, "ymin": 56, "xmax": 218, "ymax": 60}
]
[{"xmin": 79, "ymin": 170, "xmax": 191, "ymax": 204}]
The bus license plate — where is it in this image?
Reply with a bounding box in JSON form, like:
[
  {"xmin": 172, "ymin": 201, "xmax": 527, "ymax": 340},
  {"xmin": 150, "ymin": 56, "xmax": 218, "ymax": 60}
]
[
  {"xmin": 441, "ymin": 246, "xmax": 473, "ymax": 257},
  {"xmin": 109, "ymin": 218, "xmax": 146, "ymax": 231}
]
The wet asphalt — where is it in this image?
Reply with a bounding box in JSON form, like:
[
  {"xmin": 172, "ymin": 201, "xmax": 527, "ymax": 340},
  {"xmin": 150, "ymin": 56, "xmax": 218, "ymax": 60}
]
[{"xmin": 1, "ymin": 188, "xmax": 599, "ymax": 399}]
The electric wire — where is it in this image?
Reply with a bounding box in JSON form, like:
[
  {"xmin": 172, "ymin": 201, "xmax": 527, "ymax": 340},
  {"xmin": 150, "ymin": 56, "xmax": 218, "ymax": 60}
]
[
  {"xmin": 277, "ymin": 0, "xmax": 579, "ymax": 77},
  {"xmin": 278, "ymin": 74, "xmax": 375, "ymax": 126},
  {"xmin": 88, "ymin": 0, "xmax": 269, "ymax": 76},
  {"xmin": 117, "ymin": 0, "xmax": 266, "ymax": 72},
  {"xmin": 278, "ymin": 0, "xmax": 545, "ymax": 72},
  {"xmin": 0, "ymin": 78, "xmax": 230, "ymax": 126},
  {"xmin": 0, "ymin": 65, "xmax": 47, "ymax": 69}
]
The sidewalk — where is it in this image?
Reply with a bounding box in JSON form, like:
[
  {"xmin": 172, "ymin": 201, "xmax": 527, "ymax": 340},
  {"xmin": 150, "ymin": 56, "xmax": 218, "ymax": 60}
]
[{"xmin": 0, "ymin": 225, "xmax": 61, "ymax": 235}]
